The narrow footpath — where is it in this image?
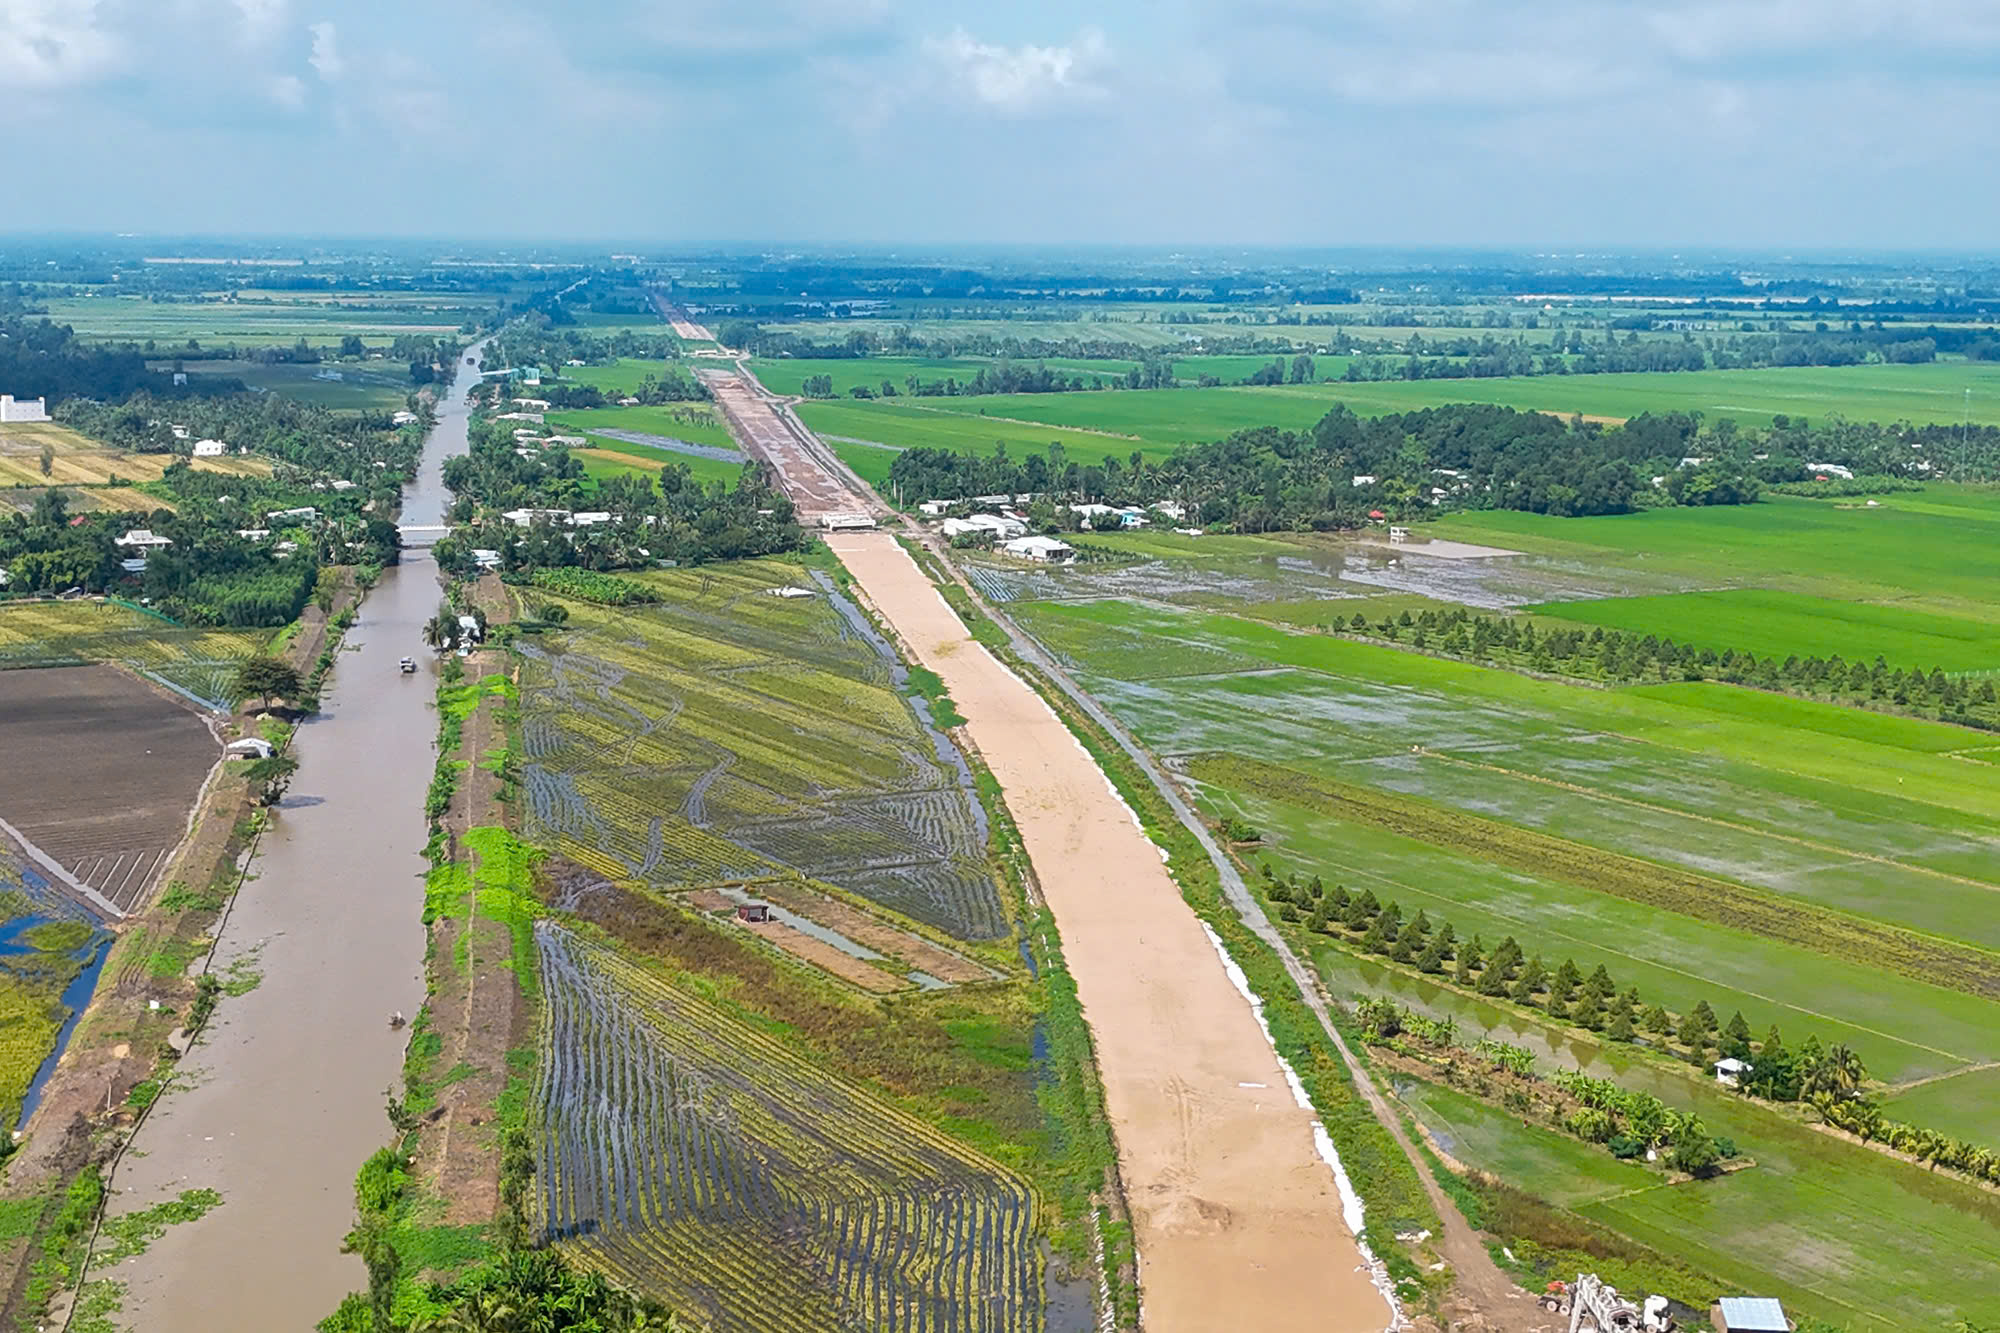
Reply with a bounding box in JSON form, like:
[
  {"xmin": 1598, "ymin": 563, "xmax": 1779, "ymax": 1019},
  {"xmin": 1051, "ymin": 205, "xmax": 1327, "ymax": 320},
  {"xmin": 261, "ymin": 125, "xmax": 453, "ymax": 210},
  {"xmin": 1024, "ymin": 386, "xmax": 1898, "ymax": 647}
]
[{"xmin": 78, "ymin": 355, "xmax": 486, "ymax": 1331}]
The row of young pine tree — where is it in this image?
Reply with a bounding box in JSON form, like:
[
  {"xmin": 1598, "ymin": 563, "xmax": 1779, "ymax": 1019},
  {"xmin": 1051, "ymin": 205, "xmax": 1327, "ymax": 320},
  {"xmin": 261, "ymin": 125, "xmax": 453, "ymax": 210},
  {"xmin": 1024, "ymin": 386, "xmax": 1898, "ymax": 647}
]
[
  {"xmin": 1331, "ymin": 606, "xmax": 1999, "ymax": 728},
  {"xmin": 1267, "ymin": 866, "xmax": 2000, "ymax": 1188}
]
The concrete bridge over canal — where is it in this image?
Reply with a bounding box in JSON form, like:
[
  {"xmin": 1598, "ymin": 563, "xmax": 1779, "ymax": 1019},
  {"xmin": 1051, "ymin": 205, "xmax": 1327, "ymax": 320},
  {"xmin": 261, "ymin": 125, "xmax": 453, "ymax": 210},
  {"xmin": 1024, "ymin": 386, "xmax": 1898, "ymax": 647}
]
[{"xmin": 397, "ymin": 523, "xmax": 450, "ymax": 548}]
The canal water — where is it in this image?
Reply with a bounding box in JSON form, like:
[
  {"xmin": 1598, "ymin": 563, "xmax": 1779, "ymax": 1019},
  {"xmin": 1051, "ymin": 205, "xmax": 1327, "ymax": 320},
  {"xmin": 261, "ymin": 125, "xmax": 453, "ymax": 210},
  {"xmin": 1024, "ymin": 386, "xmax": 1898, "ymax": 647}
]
[{"xmin": 91, "ymin": 348, "xmax": 486, "ymax": 1331}]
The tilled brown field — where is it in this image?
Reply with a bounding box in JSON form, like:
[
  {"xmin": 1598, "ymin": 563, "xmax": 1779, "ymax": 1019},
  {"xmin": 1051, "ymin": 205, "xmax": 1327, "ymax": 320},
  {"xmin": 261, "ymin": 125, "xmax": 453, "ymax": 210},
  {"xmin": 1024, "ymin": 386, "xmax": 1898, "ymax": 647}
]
[{"xmin": 0, "ymin": 665, "xmax": 219, "ymax": 914}]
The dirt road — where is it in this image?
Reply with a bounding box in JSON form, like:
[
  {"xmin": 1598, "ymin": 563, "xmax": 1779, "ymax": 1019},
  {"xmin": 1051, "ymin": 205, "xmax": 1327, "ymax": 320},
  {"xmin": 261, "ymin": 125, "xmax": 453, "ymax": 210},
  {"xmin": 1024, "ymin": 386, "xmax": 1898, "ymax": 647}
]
[
  {"xmin": 648, "ymin": 290, "xmax": 716, "ymax": 343},
  {"xmin": 701, "ymin": 369, "xmax": 873, "ymax": 521},
  {"xmin": 830, "ymin": 532, "xmax": 1389, "ymax": 1332}
]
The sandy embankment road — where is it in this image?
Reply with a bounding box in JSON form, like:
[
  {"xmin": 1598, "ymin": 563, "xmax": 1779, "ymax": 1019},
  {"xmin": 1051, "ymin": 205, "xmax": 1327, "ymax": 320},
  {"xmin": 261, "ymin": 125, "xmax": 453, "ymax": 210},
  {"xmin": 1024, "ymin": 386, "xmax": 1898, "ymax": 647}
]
[
  {"xmin": 647, "ymin": 289, "xmax": 715, "ymax": 342},
  {"xmin": 830, "ymin": 531, "xmax": 1387, "ymax": 1333}
]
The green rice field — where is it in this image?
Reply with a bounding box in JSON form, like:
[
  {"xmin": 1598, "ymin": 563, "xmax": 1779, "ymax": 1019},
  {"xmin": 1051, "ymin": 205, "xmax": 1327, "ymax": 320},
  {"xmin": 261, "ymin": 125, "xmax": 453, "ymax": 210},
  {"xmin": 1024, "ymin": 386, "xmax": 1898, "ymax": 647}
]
[
  {"xmin": 43, "ymin": 293, "xmax": 479, "ymax": 346},
  {"xmin": 555, "ymin": 358, "xmax": 693, "ymax": 396},
  {"xmin": 985, "ymin": 533, "xmax": 2000, "ymax": 1327},
  {"xmin": 1360, "ymin": 949, "xmax": 2000, "ymax": 1331},
  {"xmin": 161, "ymin": 358, "xmax": 416, "ymax": 410},
  {"xmin": 1017, "ymin": 596, "xmax": 2000, "ymax": 1064},
  {"xmin": 1439, "ymin": 490, "xmax": 2000, "ymax": 614},
  {"xmin": 751, "ymin": 354, "xmax": 1334, "ymax": 400},
  {"xmin": 1531, "ymin": 588, "xmax": 2000, "ymax": 671},
  {"xmin": 781, "ymin": 362, "xmax": 2000, "ymax": 460},
  {"xmin": 546, "ymin": 406, "xmax": 746, "ymax": 487}
]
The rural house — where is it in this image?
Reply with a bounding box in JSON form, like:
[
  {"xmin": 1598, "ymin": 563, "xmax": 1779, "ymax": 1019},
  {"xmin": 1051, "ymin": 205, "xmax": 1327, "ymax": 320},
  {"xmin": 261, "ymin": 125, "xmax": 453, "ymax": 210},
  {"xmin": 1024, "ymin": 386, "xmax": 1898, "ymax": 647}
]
[
  {"xmin": 114, "ymin": 528, "xmax": 173, "ymax": 550},
  {"xmin": 0, "ymin": 395, "xmax": 49, "ymax": 422},
  {"xmin": 1002, "ymin": 535, "xmax": 1075, "ymax": 563},
  {"xmin": 941, "ymin": 514, "xmax": 1026, "ymax": 541},
  {"xmin": 192, "ymin": 438, "xmax": 228, "ymax": 457}
]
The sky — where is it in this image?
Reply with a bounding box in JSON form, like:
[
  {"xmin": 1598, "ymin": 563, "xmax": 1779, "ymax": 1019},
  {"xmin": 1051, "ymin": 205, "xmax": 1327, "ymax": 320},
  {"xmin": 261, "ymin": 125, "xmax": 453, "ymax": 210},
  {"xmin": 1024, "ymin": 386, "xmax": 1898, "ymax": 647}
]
[{"xmin": 4, "ymin": 0, "xmax": 1999, "ymax": 248}]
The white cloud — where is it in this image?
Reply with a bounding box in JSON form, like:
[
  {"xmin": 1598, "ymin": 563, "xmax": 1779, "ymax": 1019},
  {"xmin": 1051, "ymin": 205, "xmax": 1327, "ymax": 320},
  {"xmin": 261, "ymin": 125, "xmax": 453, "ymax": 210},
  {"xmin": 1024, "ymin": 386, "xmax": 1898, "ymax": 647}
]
[
  {"xmin": 924, "ymin": 26, "xmax": 1109, "ymax": 112},
  {"xmin": 230, "ymin": 0, "xmax": 289, "ymax": 42},
  {"xmin": 0, "ymin": 0, "xmax": 122, "ymax": 88},
  {"xmin": 309, "ymin": 20, "xmax": 342, "ymax": 80},
  {"xmin": 264, "ymin": 71, "xmax": 306, "ymax": 110}
]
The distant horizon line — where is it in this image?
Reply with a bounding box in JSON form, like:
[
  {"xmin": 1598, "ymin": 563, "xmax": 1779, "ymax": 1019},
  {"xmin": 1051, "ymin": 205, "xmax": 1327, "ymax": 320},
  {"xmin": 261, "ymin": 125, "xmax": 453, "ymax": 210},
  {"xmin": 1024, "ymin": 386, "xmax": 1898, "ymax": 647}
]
[{"xmin": 2, "ymin": 231, "xmax": 1998, "ymax": 264}]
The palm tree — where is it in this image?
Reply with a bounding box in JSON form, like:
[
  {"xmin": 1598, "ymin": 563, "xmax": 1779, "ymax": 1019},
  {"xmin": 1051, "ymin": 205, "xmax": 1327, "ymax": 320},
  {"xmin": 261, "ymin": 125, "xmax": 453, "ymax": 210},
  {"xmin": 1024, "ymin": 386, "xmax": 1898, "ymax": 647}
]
[{"xmin": 423, "ymin": 608, "xmax": 458, "ymax": 655}]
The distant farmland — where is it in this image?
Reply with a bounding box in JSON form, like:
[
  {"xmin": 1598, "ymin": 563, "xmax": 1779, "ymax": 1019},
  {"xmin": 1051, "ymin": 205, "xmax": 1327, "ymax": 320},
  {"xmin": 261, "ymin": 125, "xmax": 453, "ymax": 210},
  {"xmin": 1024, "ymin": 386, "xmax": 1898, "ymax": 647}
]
[{"xmin": 781, "ymin": 361, "xmax": 2000, "ymax": 460}]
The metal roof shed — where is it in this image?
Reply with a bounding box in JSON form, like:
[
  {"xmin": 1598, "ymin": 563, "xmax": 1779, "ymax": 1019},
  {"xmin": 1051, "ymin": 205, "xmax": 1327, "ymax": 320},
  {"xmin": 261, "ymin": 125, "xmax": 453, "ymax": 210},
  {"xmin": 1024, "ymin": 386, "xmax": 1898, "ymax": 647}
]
[{"xmin": 1717, "ymin": 1296, "xmax": 1790, "ymax": 1332}]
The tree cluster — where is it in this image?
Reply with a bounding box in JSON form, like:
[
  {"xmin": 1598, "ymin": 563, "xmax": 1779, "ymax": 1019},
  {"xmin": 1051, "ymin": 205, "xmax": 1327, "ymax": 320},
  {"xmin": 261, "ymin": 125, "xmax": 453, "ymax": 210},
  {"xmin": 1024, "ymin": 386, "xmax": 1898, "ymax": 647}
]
[
  {"xmin": 0, "ymin": 315, "xmax": 235, "ymax": 404},
  {"xmin": 1360, "ymin": 999, "xmax": 1736, "ymax": 1175},
  {"xmin": 436, "ymin": 417, "xmax": 805, "ymax": 576}
]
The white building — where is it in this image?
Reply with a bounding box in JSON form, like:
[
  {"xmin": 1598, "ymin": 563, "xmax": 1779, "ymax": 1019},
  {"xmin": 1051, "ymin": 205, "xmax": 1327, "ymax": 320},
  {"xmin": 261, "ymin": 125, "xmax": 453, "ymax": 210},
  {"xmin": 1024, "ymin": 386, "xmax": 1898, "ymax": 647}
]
[
  {"xmin": 941, "ymin": 514, "xmax": 1026, "ymax": 540},
  {"xmin": 330, "ymin": 479, "xmax": 357, "ymax": 492},
  {"xmin": 0, "ymin": 395, "xmax": 49, "ymax": 423},
  {"xmin": 191, "ymin": 439, "xmax": 228, "ymax": 458},
  {"xmin": 1351, "ymin": 474, "xmax": 1377, "ymax": 487},
  {"xmin": 1805, "ymin": 461, "xmax": 1855, "ymax": 480},
  {"xmin": 500, "ymin": 508, "xmax": 572, "ymax": 527},
  {"xmin": 1713, "ymin": 1057, "xmax": 1750, "ymax": 1088},
  {"xmin": 391, "ymin": 410, "xmax": 419, "ymax": 427},
  {"xmin": 1002, "ymin": 535, "xmax": 1074, "ymax": 563},
  {"xmin": 470, "ymin": 548, "xmax": 503, "ymax": 571},
  {"xmin": 457, "ymin": 614, "xmax": 484, "ymax": 643},
  {"xmin": 114, "ymin": 529, "xmax": 174, "ymax": 550},
  {"xmin": 266, "ymin": 506, "xmax": 319, "ymax": 524},
  {"xmin": 571, "ymin": 511, "xmax": 612, "ymax": 527},
  {"xmin": 236, "ymin": 528, "xmax": 271, "ymax": 542},
  {"xmin": 917, "ymin": 500, "xmax": 954, "ymax": 517},
  {"xmin": 819, "ymin": 512, "xmax": 877, "ymax": 532}
]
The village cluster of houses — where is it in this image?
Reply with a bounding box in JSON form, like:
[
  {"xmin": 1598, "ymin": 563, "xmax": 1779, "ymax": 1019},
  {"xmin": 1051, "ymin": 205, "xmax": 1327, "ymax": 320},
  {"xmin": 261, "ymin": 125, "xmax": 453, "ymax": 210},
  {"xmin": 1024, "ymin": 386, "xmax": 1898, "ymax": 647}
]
[
  {"xmin": 918, "ymin": 494, "xmax": 1200, "ymax": 565},
  {"xmin": 109, "ymin": 507, "xmax": 323, "ymax": 573}
]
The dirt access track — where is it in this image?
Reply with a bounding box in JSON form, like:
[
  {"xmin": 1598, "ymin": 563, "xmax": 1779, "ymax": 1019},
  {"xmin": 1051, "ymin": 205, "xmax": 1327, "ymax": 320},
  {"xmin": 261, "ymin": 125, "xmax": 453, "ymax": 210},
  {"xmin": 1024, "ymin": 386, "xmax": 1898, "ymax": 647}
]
[
  {"xmin": 831, "ymin": 533, "xmax": 1386, "ymax": 1331},
  {"xmin": 0, "ymin": 665, "xmax": 219, "ymax": 915}
]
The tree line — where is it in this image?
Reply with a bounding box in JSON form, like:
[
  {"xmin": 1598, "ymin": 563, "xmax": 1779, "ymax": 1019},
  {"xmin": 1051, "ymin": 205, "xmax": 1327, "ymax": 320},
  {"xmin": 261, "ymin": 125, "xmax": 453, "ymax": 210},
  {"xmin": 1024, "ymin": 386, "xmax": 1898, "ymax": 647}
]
[
  {"xmin": 1331, "ymin": 604, "xmax": 1999, "ymax": 730},
  {"xmin": 888, "ymin": 401, "xmax": 2000, "ymax": 529}
]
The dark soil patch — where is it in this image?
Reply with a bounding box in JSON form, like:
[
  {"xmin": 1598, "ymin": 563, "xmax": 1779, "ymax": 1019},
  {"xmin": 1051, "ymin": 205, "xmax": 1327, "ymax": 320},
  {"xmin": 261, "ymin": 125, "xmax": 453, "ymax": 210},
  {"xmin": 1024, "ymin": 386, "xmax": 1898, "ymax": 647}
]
[{"xmin": 0, "ymin": 665, "xmax": 219, "ymax": 913}]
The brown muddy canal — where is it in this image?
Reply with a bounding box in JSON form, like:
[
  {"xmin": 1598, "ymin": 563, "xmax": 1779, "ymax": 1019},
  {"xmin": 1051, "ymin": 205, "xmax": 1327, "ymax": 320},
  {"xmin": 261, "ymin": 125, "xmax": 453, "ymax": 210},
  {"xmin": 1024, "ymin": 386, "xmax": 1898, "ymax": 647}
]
[{"xmin": 87, "ymin": 352, "xmax": 486, "ymax": 1330}]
